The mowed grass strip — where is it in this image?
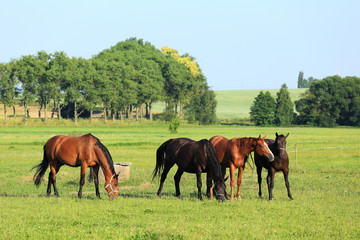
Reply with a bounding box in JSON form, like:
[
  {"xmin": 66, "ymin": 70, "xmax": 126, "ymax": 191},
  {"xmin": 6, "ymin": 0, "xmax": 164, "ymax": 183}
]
[{"xmin": 0, "ymin": 125, "xmax": 359, "ymax": 239}]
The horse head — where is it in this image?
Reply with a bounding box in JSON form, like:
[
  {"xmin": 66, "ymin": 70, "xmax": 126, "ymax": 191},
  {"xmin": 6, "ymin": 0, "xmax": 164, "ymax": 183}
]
[
  {"xmin": 255, "ymin": 135, "xmax": 274, "ymax": 162},
  {"xmin": 213, "ymin": 181, "xmax": 227, "ymax": 202},
  {"xmin": 275, "ymin": 133, "xmax": 289, "ymax": 158},
  {"xmin": 105, "ymin": 173, "xmax": 120, "ymax": 199}
]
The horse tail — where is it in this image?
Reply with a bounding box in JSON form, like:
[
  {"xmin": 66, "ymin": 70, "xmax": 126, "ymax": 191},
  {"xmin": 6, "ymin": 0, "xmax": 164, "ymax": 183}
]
[
  {"xmin": 205, "ymin": 140, "xmax": 223, "ymax": 183},
  {"xmin": 152, "ymin": 139, "xmax": 172, "ymax": 181},
  {"xmin": 32, "ymin": 148, "xmax": 49, "ymax": 187}
]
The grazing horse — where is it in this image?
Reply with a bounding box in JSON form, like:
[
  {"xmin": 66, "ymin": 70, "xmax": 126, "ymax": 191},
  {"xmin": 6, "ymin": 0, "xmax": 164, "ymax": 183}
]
[
  {"xmin": 207, "ymin": 135, "xmax": 274, "ymax": 201},
  {"xmin": 152, "ymin": 138, "xmax": 226, "ymax": 202},
  {"xmin": 32, "ymin": 134, "xmax": 119, "ymax": 199},
  {"xmin": 254, "ymin": 133, "xmax": 293, "ymax": 200}
]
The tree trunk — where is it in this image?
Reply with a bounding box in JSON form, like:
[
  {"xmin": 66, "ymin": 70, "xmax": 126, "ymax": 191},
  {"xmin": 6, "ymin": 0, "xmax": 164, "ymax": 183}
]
[
  {"xmin": 90, "ymin": 109, "xmax": 93, "ymax": 123},
  {"xmin": 103, "ymin": 105, "xmax": 107, "ymax": 123},
  {"xmin": 149, "ymin": 102, "xmax": 153, "ymax": 122},
  {"xmin": 136, "ymin": 107, "xmax": 139, "ymax": 121},
  {"xmin": 51, "ymin": 100, "xmax": 56, "ymax": 119},
  {"xmin": 4, "ymin": 104, "xmax": 7, "ymax": 123},
  {"xmin": 57, "ymin": 101, "xmax": 62, "ymax": 123},
  {"xmin": 175, "ymin": 103, "xmax": 178, "ymax": 116},
  {"xmin": 13, "ymin": 105, "xmax": 16, "ymax": 118},
  {"xmin": 44, "ymin": 102, "xmax": 47, "ymax": 125},
  {"xmin": 112, "ymin": 110, "xmax": 115, "ymax": 123},
  {"xmin": 24, "ymin": 102, "xmax": 28, "ymax": 126},
  {"xmin": 120, "ymin": 111, "xmax": 123, "ymax": 123},
  {"xmin": 38, "ymin": 103, "xmax": 42, "ymax": 119},
  {"xmin": 146, "ymin": 103, "xmax": 149, "ymax": 119},
  {"xmin": 74, "ymin": 101, "xmax": 77, "ymax": 124}
]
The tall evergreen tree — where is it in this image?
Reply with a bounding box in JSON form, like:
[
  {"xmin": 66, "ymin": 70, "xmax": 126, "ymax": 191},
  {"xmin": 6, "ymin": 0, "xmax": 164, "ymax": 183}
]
[
  {"xmin": 275, "ymin": 84, "xmax": 294, "ymax": 126},
  {"xmin": 250, "ymin": 91, "xmax": 276, "ymax": 126}
]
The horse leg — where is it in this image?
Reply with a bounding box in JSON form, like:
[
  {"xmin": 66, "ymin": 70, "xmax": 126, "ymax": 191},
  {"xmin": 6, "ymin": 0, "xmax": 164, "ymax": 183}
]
[
  {"xmin": 206, "ymin": 172, "xmax": 213, "ymax": 199},
  {"xmin": 283, "ymin": 169, "xmax": 293, "ymax": 200},
  {"xmin": 196, "ymin": 171, "xmax": 203, "ymax": 201},
  {"xmin": 48, "ymin": 164, "xmax": 60, "ymax": 197},
  {"xmin": 157, "ymin": 161, "xmax": 175, "ymax": 197},
  {"xmin": 222, "ymin": 167, "xmax": 230, "ymax": 200},
  {"xmin": 256, "ymin": 165, "xmax": 263, "ymax": 198},
  {"xmin": 229, "ymin": 164, "xmax": 236, "ymax": 201},
  {"xmin": 267, "ymin": 168, "xmax": 275, "ymax": 200},
  {"xmin": 236, "ymin": 167, "xmax": 244, "ymax": 201},
  {"xmin": 78, "ymin": 164, "xmax": 88, "ymax": 199},
  {"xmin": 93, "ymin": 165, "xmax": 101, "ymax": 199},
  {"xmin": 174, "ymin": 168, "xmax": 184, "ymax": 199}
]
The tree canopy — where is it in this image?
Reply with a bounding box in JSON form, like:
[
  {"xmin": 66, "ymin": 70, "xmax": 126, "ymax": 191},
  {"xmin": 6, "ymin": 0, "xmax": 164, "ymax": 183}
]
[{"xmin": 0, "ymin": 38, "xmax": 217, "ymax": 125}]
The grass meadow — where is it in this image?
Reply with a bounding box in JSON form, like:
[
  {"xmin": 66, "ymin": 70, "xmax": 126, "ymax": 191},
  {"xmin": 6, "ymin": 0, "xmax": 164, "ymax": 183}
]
[
  {"xmin": 151, "ymin": 88, "xmax": 307, "ymax": 120},
  {"xmin": 0, "ymin": 124, "xmax": 359, "ymax": 239}
]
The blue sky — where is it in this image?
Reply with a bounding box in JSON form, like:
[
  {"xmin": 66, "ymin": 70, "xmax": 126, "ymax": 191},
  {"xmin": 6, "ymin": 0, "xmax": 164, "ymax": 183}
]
[{"xmin": 1, "ymin": 0, "xmax": 359, "ymax": 90}]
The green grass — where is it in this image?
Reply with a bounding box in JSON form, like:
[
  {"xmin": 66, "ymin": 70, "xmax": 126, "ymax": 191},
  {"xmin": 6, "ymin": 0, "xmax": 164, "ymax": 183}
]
[
  {"xmin": 151, "ymin": 88, "xmax": 307, "ymax": 120},
  {"xmin": 0, "ymin": 124, "xmax": 359, "ymax": 239}
]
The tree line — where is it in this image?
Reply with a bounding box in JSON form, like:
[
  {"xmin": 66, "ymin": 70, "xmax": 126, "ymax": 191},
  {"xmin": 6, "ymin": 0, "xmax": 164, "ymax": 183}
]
[
  {"xmin": 250, "ymin": 76, "xmax": 360, "ymax": 127},
  {"xmin": 0, "ymin": 38, "xmax": 217, "ymax": 125}
]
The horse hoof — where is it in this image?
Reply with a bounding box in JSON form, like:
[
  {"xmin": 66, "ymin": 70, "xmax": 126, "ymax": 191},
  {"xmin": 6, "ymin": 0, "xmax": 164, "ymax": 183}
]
[{"xmin": 177, "ymin": 195, "xmax": 183, "ymax": 200}]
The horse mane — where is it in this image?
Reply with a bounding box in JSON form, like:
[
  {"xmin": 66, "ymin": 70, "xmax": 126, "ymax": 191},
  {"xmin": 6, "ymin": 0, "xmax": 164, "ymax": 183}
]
[
  {"xmin": 204, "ymin": 140, "xmax": 223, "ymax": 183},
  {"xmin": 91, "ymin": 134, "xmax": 116, "ymax": 174}
]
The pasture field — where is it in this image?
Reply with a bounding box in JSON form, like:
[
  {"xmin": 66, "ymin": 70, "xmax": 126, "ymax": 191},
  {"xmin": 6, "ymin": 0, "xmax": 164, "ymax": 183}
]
[
  {"xmin": 151, "ymin": 88, "xmax": 307, "ymax": 120},
  {"xmin": 0, "ymin": 124, "xmax": 359, "ymax": 239}
]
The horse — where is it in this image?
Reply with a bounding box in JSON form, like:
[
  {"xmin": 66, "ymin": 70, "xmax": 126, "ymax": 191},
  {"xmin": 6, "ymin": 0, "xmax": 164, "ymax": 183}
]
[
  {"xmin": 32, "ymin": 134, "xmax": 119, "ymax": 199},
  {"xmin": 254, "ymin": 133, "xmax": 293, "ymax": 200},
  {"xmin": 207, "ymin": 135, "xmax": 274, "ymax": 201},
  {"xmin": 152, "ymin": 138, "xmax": 226, "ymax": 202}
]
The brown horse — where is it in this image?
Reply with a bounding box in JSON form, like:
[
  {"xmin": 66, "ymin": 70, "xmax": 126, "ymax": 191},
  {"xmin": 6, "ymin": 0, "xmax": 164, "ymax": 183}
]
[
  {"xmin": 152, "ymin": 138, "xmax": 226, "ymax": 202},
  {"xmin": 254, "ymin": 133, "xmax": 293, "ymax": 200},
  {"xmin": 32, "ymin": 134, "xmax": 119, "ymax": 199},
  {"xmin": 207, "ymin": 135, "xmax": 274, "ymax": 201}
]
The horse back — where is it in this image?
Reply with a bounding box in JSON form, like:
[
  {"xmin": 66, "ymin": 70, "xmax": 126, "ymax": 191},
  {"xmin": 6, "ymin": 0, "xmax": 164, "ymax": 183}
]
[
  {"xmin": 210, "ymin": 136, "xmax": 229, "ymax": 164},
  {"xmin": 45, "ymin": 134, "xmax": 97, "ymax": 167}
]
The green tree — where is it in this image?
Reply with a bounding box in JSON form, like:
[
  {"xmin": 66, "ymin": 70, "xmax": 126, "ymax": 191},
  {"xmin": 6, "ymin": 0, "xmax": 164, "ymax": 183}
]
[
  {"xmin": 15, "ymin": 55, "xmax": 39, "ymax": 125},
  {"xmin": 250, "ymin": 91, "xmax": 276, "ymax": 126},
  {"xmin": 61, "ymin": 57, "xmax": 85, "ymax": 124},
  {"xmin": 185, "ymin": 81, "xmax": 217, "ymax": 125},
  {"xmin": 0, "ymin": 62, "xmax": 18, "ymax": 122},
  {"xmin": 47, "ymin": 51, "xmax": 70, "ymax": 123},
  {"xmin": 275, "ymin": 84, "xmax": 294, "ymax": 126},
  {"xmin": 35, "ymin": 51, "xmax": 53, "ymax": 125},
  {"xmin": 295, "ymin": 76, "xmax": 360, "ymax": 127}
]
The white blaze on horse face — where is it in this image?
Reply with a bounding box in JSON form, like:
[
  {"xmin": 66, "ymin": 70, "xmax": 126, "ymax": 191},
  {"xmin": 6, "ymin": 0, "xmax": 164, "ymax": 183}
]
[{"xmin": 265, "ymin": 142, "xmax": 275, "ymax": 162}]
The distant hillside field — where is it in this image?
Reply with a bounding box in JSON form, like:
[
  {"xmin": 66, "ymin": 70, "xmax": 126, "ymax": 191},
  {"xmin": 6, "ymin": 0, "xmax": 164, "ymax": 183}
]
[
  {"xmin": 215, "ymin": 88, "xmax": 307, "ymax": 119},
  {"xmin": 152, "ymin": 88, "xmax": 307, "ymax": 120}
]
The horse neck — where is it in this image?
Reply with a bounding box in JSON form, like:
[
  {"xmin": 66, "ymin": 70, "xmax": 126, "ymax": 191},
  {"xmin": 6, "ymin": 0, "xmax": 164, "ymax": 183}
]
[
  {"xmin": 236, "ymin": 138, "xmax": 255, "ymax": 156},
  {"xmin": 98, "ymin": 159, "xmax": 115, "ymax": 180}
]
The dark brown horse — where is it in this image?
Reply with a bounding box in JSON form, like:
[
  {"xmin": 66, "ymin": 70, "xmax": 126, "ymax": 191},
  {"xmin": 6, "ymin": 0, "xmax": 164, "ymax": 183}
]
[
  {"xmin": 207, "ymin": 135, "xmax": 274, "ymax": 201},
  {"xmin": 32, "ymin": 134, "xmax": 119, "ymax": 199},
  {"xmin": 152, "ymin": 138, "xmax": 226, "ymax": 202},
  {"xmin": 254, "ymin": 133, "xmax": 293, "ymax": 200}
]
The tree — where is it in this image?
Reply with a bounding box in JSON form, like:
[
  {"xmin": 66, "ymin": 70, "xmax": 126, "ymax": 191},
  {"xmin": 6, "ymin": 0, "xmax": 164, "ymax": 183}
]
[
  {"xmin": 61, "ymin": 57, "xmax": 85, "ymax": 124},
  {"xmin": 295, "ymin": 76, "xmax": 360, "ymax": 127},
  {"xmin": 297, "ymin": 71, "xmax": 305, "ymax": 88},
  {"xmin": 15, "ymin": 55, "xmax": 39, "ymax": 125},
  {"xmin": 0, "ymin": 62, "xmax": 18, "ymax": 122},
  {"xmin": 275, "ymin": 84, "xmax": 294, "ymax": 126},
  {"xmin": 35, "ymin": 51, "xmax": 53, "ymax": 125},
  {"xmin": 250, "ymin": 91, "xmax": 276, "ymax": 126}
]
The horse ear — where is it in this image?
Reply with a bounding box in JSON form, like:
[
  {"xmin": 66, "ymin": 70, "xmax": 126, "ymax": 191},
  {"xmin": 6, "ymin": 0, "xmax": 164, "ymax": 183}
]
[
  {"xmin": 116, "ymin": 172, "xmax": 120, "ymax": 178},
  {"xmin": 262, "ymin": 135, "xmax": 266, "ymax": 140},
  {"xmin": 285, "ymin": 133, "xmax": 290, "ymax": 138},
  {"xmin": 258, "ymin": 135, "xmax": 261, "ymax": 140},
  {"xmin": 276, "ymin": 132, "xmax": 278, "ymax": 137}
]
